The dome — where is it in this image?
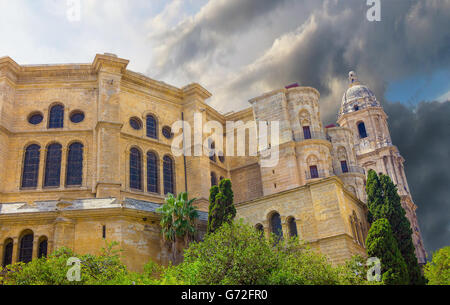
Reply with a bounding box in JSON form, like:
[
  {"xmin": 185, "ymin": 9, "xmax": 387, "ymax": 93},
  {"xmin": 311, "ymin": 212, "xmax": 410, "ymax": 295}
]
[{"xmin": 339, "ymin": 72, "xmax": 381, "ymax": 116}]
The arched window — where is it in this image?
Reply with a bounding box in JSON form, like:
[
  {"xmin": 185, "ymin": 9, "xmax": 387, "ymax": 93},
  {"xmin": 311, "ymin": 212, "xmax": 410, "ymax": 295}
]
[
  {"xmin": 163, "ymin": 155, "xmax": 175, "ymax": 195},
  {"xmin": 147, "ymin": 151, "xmax": 159, "ymax": 193},
  {"xmin": 303, "ymin": 126, "xmax": 312, "ymax": 139},
  {"xmin": 288, "ymin": 217, "xmax": 298, "ymax": 238},
  {"xmin": 146, "ymin": 115, "xmax": 158, "ymax": 139},
  {"xmin": 211, "ymin": 172, "xmax": 217, "ymax": 187},
  {"xmin": 66, "ymin": 142, "xmax": 83, "ymax": 186},
  {"xmin": 48, "ymin": 104, "xmax": 64, "ymax": 128},
  {"xmin": 19, "ymin": 232, "xmax": 34, "ymax": 263},
  {"xmin": 2, "ymin": 239, "xmax": 13, "ymax": 267},
  {"xmin": 349, "ymin": 216, "xmax": 357, "ymax": 242},
  {"xmin": 341, "ymin": 160, "xmax": 349, "ymax": 173},
  {"xmin": 44, "ymin": 143, "xmax": 62, "ymax": 187},
  {"xmin": 130, "ymin": 148, "xmax": 142, "ymax": 190},
  {"xmin": 21, "ymin": 144, "xmax": 41, "ymax": 188},
  {"xmin": 38, "ymin": 237, "xmax": 48, "ymax": 258},
  {"xmin": 208, "ymin": 139, "xmax": 216, "ymax": 162},
  {"xmin": 309, "ymin": 165, "xmax": 319, "ymax": 179},
  {"xmin": 270, "ymin": 212, "xmax": 283, "ymax": 240},
  {"xmin": 357, "ymin": 122, "xmax": 367, "ymax": 139}
]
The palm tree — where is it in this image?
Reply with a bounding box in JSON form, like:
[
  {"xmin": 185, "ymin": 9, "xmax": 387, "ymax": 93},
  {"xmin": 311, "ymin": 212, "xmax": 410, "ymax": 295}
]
[{"xmin": 156, "ymin": 192, "xmax": 199, "ymax": 265}]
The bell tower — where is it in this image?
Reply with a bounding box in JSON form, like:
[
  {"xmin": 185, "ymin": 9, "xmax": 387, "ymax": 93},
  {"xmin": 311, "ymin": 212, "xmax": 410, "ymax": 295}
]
[{"xmin": 337, "ymin": 71, "xmax": 427, "ymax": 264}]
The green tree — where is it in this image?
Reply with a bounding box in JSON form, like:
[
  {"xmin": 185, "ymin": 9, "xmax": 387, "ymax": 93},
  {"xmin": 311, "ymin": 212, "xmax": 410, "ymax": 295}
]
[
  {"xmin": 207, "ymin": 179, "xmax": 236, "ymax": 234},
  {"xmin": 167, "ymin": 221, "xmax": 369, "ymax": 285},
  {"xmin": 156, "ymin": 192, "xmax": 199, "ymax": 265},
  {"xmin": 365, "ymin": 218, "xmax": 409, "ymax": 285},
  {"xmin": 0, "ymin": 242, "xmax": 128, "ymax": 285},
  {"xmin": 366, "ymin": 169, "xmax": 384, "ymax": 224},
  {"xmin": 424, "ymin": 246, "xmax": 450, "ymax": 285},
  {"xmin": 366, "ymin": 169, "xmax": 424, "ymax": 285}
]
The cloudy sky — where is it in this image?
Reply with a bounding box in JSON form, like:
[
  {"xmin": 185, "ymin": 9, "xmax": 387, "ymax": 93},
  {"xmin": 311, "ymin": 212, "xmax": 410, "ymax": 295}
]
[{"xmin": 0, "ymin": 0, "xmax": 449, "ymax": 256}]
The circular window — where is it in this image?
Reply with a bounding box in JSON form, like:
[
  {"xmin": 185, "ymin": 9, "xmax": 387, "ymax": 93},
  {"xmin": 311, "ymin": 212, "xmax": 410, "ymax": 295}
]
[
  {"xmin": 70, "ymin": 111, "xmax": 85, "ymax": 123},
  {"xmin": 28, "ymin": 112, "xmax": 43, "ymax": 125},
  {"xmin": 162, "ymin": 126, "xmax": 173, "ymax": 139},
  {"xmin": 130, "ymin": 117, "xmax": 142, "ymax": 130}
]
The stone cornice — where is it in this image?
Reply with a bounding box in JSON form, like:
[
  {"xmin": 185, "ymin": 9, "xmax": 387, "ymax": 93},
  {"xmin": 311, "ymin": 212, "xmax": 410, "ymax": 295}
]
[
  {"xmin": 0, "ymin": 56, "xmax": 22, "ymax": 73},
  {"xmin": 182, "ymin": 83, "xmax": 212, "ymax": 100},
  {"xmin": 337, "ymin": 106, "xmax": 387, "ymax": 124},
  {"xmin": 95, "ymin": 121, "xmax": 123, "ymax": 130},
  {"xmin": 224, "ymin": 107, "xmax": 254, "ymax": 121},
  {"xmin": 249, "ymin": 86, "xmax": 320, "ymax": 104},
  {"xmin": 92, "ymin": 54, "xmax": 129, "ymax": 73}
]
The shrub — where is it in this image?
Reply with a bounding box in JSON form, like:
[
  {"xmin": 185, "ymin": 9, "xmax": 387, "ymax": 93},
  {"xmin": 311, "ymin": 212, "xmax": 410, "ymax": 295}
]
[
  {"xmin": 365, "ymin": 218, "xmax": 409, "ymax": 285},
  {"xmin": 207, "ymin": 179, "xmax": 236, "ymax": 234},
  {"xmin": 424, "ymin": 246, "xmax": 450, "ymax": 285},
  {"xmin": 163, "ymin": 221, "xmax": 370, "ymax": 285},
  {"xmin": 0, "ymin": 241, "xmax": 128, "ymax": 285}
]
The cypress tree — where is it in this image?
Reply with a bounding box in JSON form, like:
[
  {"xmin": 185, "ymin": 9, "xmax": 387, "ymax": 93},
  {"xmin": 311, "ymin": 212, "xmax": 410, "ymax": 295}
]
[
  {"xmin": 366, "ymin": 169, "xmax": 425, "ymax": 285},
  {"xmin": 207, "ymin": 179, "xmax": 236, "ymax": 234},
  {"xmin": 379, "ymin": 174, "xmax": 424, "ymax": 285},
  {"xmin": 366, "ymin": 218, "xmax": 409, "ymax": 285},
  {"xmin": 366, "ymin": 169, "xmax": 384, "ymax": 224},
  {"xmin": 207, "ymin": 185, "xmax": 220, "ymax": 234}
]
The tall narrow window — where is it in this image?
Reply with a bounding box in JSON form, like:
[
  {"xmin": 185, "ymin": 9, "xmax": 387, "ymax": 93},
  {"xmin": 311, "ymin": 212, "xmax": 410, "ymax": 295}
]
[
  {"xmin": 44, "ymin": 143, "xmax": 62, "ymax": 187},
  {"xmin": 208, "ymin": 139, "xmax": 216, "ymax": 162},
  {"xmin": 130, "ymin": 148, "xmax": 142, "ymax": 190},
  {"xmin": 102, "ymin": 225, "xmax": 106, "ymax": 239},
  {"xmin": 19, "ymin": 233, "xmax": 34, "ymax": 263},
  {"xmin": 341, "ymin": 160, "xmax": 349, "ymax": 173},
  {"xmin": 147, "ymin": 151, "xmax": 159, "ymax": 193},
  {"xmin": 357, "ymin": 122, "xmax": 367, "ymax": 139},
  {"xmin": 303, "ymin": 126, "xmax": 312, "ymax": 139},
  {"xmin": 21, "ymin": 144, "xmax": 40, "ymax": 188},
  {"xmin": 66, "ymin": 142, "xmax": 83, "ymax": 186},
  {"xmin": 38, "ymin": 237, "xmax": 48, "ymax": 258},
  {"xmin": 146, "ymin": 115, "xmax": 158, "ymax": 139},
  {"xmin": 163, "ymin": 155, "xmax": 175, "ymax": 195},
  {"xmin": 270, "ymin": 213, "xmax": 283, "ymax": 242},
  {"xmin": 350, "ymin": 216, "xmax": 357, "ymax": 242},
  {"xmin": 211, "ymin": 172, "xmax": 217, "ymax": 187},
  {"xmin": 48, "ymin": 104, "xmax": 64, "ymax": 128},
  {"xmin": 288, "ymin": 218, "xmax": 298, "ymax": 237},
  {"xmin": 309, "ymin": 165, "xmax": 319, "ymax": 179},
  {"xmin": 2, "ymin": 239, "xmax": 13, "ymax": 267}
]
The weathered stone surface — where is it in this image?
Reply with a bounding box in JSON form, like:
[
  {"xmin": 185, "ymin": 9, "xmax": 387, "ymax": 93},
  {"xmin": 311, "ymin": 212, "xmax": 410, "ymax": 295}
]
[{"xmin": 0, "ymin": 56, "xmax": 425, "ymax": 271}]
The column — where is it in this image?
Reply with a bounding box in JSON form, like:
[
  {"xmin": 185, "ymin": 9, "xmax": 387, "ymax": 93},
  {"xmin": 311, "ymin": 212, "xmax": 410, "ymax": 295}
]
[
  {"xmin": 12, "ymin": 237, "xmax": 19, "ymax": 264},
  {"xmin": 0, "ymin": 241, "xmax": 3, "ymax": 266},
  {"xmin": 32, "ymin": 236, "xmax": 39, "ymax": 259},
  {"xmin": 93, "ymin": 55, "xmax": 129, "ymax": 199}
]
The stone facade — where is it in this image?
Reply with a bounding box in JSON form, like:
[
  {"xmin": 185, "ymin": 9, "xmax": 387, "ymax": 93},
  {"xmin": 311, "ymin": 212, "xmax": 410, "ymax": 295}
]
[{"xmin": 0, "ymin": 55, "xmax": 425, "ymax": 271}]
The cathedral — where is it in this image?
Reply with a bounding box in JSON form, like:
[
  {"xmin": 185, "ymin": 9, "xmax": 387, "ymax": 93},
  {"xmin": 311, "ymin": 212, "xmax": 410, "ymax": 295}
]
[{"xmin": 0, "ymin": 54, "xmax": 426, "ymax": 272}]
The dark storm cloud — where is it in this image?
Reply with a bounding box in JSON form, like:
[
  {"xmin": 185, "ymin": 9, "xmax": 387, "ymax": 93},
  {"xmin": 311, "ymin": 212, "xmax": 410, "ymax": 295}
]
[
  {"xmin": 384, "ymin": 100, "xmax": 450, "ymax": 256},
  {"xmin": 223, "ymin": 0, "xmax": 450, "ymax": 121},
  {"xmin": 149, "ymin": 0, "xmax": 290, "ymax": 78},
  {"xmin": 148, "ymin": 0, "xmax": 450, "ymax": 254}
]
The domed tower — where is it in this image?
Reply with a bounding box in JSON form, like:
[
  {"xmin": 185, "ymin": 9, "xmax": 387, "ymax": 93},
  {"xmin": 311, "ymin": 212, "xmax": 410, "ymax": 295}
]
[{"xmin": 337, "ymin": 71, "xmax": 427, "ymax": 264}]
